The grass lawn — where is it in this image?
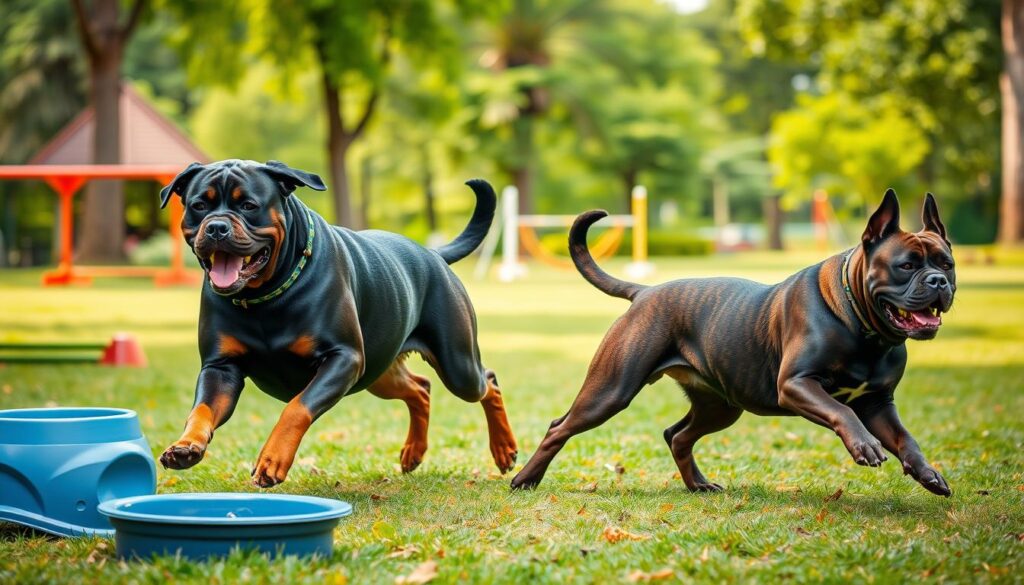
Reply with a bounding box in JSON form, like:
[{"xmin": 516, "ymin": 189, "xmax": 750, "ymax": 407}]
[{"xmin": 1, "ymin": 250, "xmax": 1023, "ymax": 583}]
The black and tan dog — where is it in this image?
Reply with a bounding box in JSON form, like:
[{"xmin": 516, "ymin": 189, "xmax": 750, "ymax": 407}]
[
  {"xmin": 511, "ymin": 190, "xmax": 953, "ymax": 496},
  {"xmin": 157, "ymin": 159, "xmax": 517, "ymax": 487}
]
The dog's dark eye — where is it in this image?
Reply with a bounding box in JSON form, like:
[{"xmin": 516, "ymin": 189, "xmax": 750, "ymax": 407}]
[
  {"xmin": 942, "ymin": 261, "xmax": 953, "ymax": 271},
  {"xmin": 240, "ymin": 201, "xmax": 259, "ymax": 212},
  {"xmin": 899, "ymin": 262, "xmax": 914, "ymax": 271},
  {"xmin": 190, "ymin": 201, "xmax": 207, "ymax": 212}
]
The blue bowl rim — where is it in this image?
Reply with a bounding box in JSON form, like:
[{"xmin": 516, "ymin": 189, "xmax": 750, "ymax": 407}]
[
  {"xmin": 98, "ymin": 493, "xmax": 353, "ymax": 526},
  {"xmin": 0, "ymin": 407, "xmax": 137, "ymax": 422}
]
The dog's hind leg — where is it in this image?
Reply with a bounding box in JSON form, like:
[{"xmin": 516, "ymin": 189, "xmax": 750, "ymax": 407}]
[
  {"xmin": 415, "ymin": 280, "xmax": 518, "ymax": 474},
  {"xmin": 367, "ymin": 359, "xmax": 432, "ymax": 473},
  {"xmin": 510, "ymin": 315, "xmax": 668, "ymax": 490},
  {"xmin": 663, "ymin": 389, "xmax": 742, "ymax": 492}
]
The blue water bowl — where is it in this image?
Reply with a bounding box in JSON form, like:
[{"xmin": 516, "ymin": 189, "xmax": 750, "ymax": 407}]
[
  {"xmin": 98, "ymin": 493, "xmax": 353, "ymax": 560},
  {"xmin": 0, "ymin": 407, "xmax": 157, "ymax": 537}
]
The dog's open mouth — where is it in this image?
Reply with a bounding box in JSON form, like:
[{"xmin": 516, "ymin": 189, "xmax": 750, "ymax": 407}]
[
  {"xmin": 881, "ymin": 301, "xmax": 942, "ymax": 332},
  {"xmin": 200, "ymin": 248, "xmax": 270, "ymax": 290}
]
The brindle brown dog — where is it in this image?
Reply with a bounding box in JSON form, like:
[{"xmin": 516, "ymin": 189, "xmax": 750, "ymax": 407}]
[
  {"xmin": 157, "ymin": 159, "xmax": 517, "ymax": 487},
  {"xmin": 511, "ymin": 190, "xmax": 953, "ymax": 496}
]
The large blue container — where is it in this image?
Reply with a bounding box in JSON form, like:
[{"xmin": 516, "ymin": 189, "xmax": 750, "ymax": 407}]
[
  {"xmin": 98, "ymin": 493, "xmax": 353, "ymax": 559},
  {"xmin": 0, "ymin": 407, "xmax": 156, "ymax": 536}
]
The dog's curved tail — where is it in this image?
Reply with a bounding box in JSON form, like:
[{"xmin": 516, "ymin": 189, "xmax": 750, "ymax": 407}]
[
  {"xmin": 570, "ymin": 210, "xmax": 646, "ymax": 301},
  {"xmin": 436, "ymin": 179, "xmax": 497, "ymax": 265}
]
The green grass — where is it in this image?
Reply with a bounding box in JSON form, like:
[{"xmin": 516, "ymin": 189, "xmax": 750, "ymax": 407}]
[{"xmin": 1, "ymin": 250, "xmax": 1023, "ymax": 584}]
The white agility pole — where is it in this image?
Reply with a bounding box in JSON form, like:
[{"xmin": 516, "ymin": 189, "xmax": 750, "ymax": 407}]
[{"xmin": 497, "ymin": 186, "xmax": 527, "ymax": 282}]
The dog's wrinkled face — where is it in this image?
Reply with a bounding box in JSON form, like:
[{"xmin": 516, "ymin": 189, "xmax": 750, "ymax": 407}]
[
  {"xmin": 861, "ymin": 190, "xmax": 956, "ymax": 341},
  {"xmin": 160, "ymin": 160, "xmax": 326, "ymax": 296}
]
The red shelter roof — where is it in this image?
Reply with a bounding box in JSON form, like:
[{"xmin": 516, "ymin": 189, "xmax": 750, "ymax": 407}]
[{"xmin": 30, "ymin": 84, "xmax": 209, "ymax": 165}]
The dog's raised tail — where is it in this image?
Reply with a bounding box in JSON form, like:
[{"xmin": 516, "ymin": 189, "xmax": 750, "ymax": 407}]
[
  {"xmin": 435, "ymin": 179, "xmax": 497, "ymax": 265},
  {"xmin": 570, "ymin": 210, "xmax": 646, "ymax": 301}
]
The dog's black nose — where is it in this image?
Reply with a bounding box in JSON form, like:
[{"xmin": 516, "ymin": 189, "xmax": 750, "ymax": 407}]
[
  {"xmin": 205, "ymin": 220, "xmax": 231, "ymax": 241},
  {"xmin": 925, "ymin": 273, "xmax": 949, "ymax": 289}
]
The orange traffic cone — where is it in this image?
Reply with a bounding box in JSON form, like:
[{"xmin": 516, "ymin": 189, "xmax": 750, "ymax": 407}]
[{"xmin": 99, "ymin": 333, "xmax": 147, "ymax": 367}]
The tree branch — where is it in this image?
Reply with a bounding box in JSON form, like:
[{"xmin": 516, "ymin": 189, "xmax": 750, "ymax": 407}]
[
  {"xmin": 350, "ymin": 20, "xmax": 393, "ymax": 140},
  {"xmin": 70, "ymin": 0, "xmax": 100, "ymax": 59},
  {"xmin": 121, "ymin": 0, "xmax": 147, "ymax": 39}
]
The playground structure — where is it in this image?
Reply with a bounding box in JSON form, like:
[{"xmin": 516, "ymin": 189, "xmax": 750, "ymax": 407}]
[
  {"xmin": 0, "ymin": 333, "xmax": 147, "ymax": 367},
  {"xmin": 476, "ymin": 185, "xmax": 654, "ymax": 281},
  {"xmin": 0, "ymin": 165, "xmax": 199, "ymax": 286}
]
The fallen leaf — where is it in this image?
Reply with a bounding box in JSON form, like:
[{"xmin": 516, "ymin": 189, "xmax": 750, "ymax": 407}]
[
  {"xmin": 626, "ymin": 568, "xmax": 674, "ymax": 582},
  {"xmin": 776, "ymin": 485, "xmax": 801, "ymax": 493},
  {"xmin": 658, "ymin": 503, "xmax": 674, "ymax": 514},
  {"xmin": 603, "ymin": 526, "xmax": 649, "ymax": 544},
  {"xmin": 815, "ymin": 508, "xmax": 828, "ymax": 522},
  {"xmin": 549, "ymin": 495, "xmax": 558, "ymax": 503},
  {"xmin": 795, "ymin": 527, "xmax": 813, "ymax": 537},
  {"xmin": 395, "ymin": 560, "xmax": 438, "ymax": 585},
  {"xmin": 387, "ymin": 544, "xmax": 421, "ymax": 559},
  {"xmin": 824, "ymin": 487, "xmax": 844, "ymax": 502},
  {"xmin": 699, "ymin": 546, "xmax": 710, "ymax": 562},
  {"xmin": 371, "ymin": 493, "xmax": 387, "ymax": 501},
  {"xmin": 577, "ymin": 505, "xmax": 587, "ymax": 516},
  {"xmin": 582, "ymin": 481, "xmax": 598, "ymax": 493}
]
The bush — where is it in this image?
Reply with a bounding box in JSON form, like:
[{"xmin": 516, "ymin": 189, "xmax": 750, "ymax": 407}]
[{"xmin": 537, "ymin": 229, "xmax": 712, "ymax": 257}]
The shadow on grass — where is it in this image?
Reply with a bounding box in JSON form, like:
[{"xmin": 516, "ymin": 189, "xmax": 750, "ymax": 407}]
[{"xmin": 0, "ymin": 522, "xmax": 62, "ymax": 543}]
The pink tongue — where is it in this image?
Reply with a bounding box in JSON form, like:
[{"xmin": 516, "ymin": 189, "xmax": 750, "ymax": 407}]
[
  {"xmin": 910, "ymin": 310, "xmax": 940, "ymax": 327},
  {"xmin": 210, "ymin": 253, "xmax": 244, "ymax": 288}
]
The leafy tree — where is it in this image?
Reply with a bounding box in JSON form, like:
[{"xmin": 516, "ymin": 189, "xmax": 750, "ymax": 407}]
[
  {"xmin": 738, "ymin": 0, "xmax": 1003, "ymax": 235},
  {"xmin": 71, "ymin": 0, "xmax": 147, "ymax": 262},
  {"xmin": 769, "ymin": 93, "xmax": 929, "ymax": 211},
  {"xmin": 576, "ymin": 8, "xmax": 723, "ymax": 211},
  {"xmin": 0, "ymin": 0, "xmax": 86, "ymax": 163},
  {"xmin": 465, "ymin": 0, "xmax": 629, "ymax": 213},
  {"xmin": 165, "ymin": 0, "xmax": 489, "ymax": 229}
]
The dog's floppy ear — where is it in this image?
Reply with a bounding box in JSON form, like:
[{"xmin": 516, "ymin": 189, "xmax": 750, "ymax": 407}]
[
  {"xmin": 862, "ymin": 188, "xmax": 901, "ymax": 246},
  {"xmin": 921, "ymin": 192, "xmax": 949, "ymax": 246},
  {"xmin": 160, "ymin": 162, "xmax": 204, "ymax": 209},
  {"xmin": 263, "ymin": 160, "xmax": 327, "ymax": 195}
]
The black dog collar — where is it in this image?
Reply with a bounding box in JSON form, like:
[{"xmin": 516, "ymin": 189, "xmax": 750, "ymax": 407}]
[
  {"xmin": 841, "ymin": 249, "xmax": 877, "ymax": 337},
  {"xmin": 232, "ymin": 209, "xmax": 315, "ymax": 309}
]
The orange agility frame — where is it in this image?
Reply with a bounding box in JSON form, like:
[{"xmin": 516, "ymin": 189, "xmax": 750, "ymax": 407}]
[{"xmin": 0, "ymin": 164, "xmax": 200, "ymax": 286}]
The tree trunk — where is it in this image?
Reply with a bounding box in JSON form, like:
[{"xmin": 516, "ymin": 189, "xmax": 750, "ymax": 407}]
[
  {"xmin": 1002, "ymin": 0, "xmax": 1024, "ymax": 244},
  {"xmin": 763, "ymin": 194, "xmax": 784, "ymax": 250},
  {"xmin": 359, "ymin": 155, "xmax": 372, "ymax": 230},
  {"xmin": 512, "ymin": 115, "xmax": 534, "ymax": 214},
  {"xmin": 322, "ymin": 74, "xmax": 356, "ymax": 229},
  {"xmin": 77, "ymin": 0, "xmax": 126, "ymax": 263},
  {"xmin": 712, "ymin": 175, "xmax": 730, "ymax": 228},
  {"xmin": 421, "ymin": 145, "xmax": 437, "ymax": 233}
]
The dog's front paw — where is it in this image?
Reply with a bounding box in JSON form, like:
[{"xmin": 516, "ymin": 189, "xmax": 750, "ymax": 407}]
[
  {"xmin": 903, "ymin": 460, "xmax": 951, "ymax": 497},
  {"xmin": 160, "ymin": 441, "xmax": 206, "ymax": 470},
  {"xmin": 400, "ymin": 439, "xmax": 427, "ymax": 473},
  {"xmin": 490, "ymin": 437, "xmax": 519, "ymax": 475},
  {"xmin": 251, "ymin": 450, "xmax": 293, "ymax": 488},
  {"xmin": 843, "ymin": 433, "xmax": 887, "ymax": 467}
]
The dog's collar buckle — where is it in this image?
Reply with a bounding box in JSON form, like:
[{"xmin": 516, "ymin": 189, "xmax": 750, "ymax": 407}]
[{"xmin": 232, "ymin": 209, "xmax": 315, "ymax": 309}]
